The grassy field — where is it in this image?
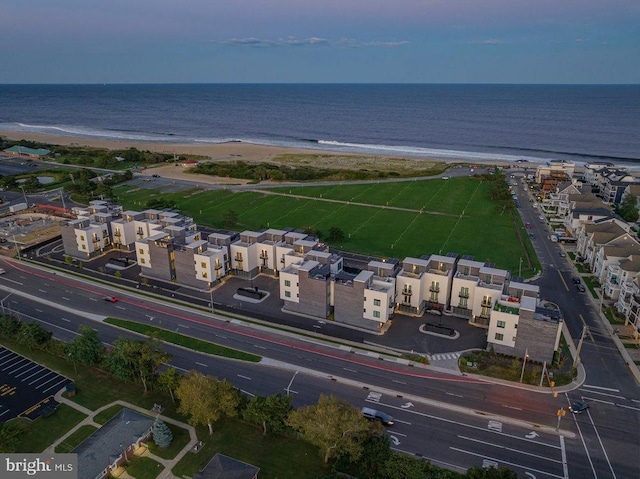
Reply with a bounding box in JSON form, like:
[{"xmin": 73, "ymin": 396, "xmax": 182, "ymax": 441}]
[
  {"xmin": 55, "ymin": 425, "xmax": 98, "ymax": 453},
  {"xmin": 94, "ymin": 404, "xmax": 124, "ymax": 425},
  {"xmin": 11, "ymin": 403, "xmax": 87, "ymax": 453},
  {"xmin": 115, "ymin": 175, "xmax": 536, "ymax": 275},
  {"xmin": 125, "ymin": 456, "xmax": 164, "ymax": 479},
  {"xmin": 104, "ymin": 318, "xmax": 261, "ymax": 362},
  {"xmin": 172, "ymin": 419, "xmax": 329, "ymax": 479}
]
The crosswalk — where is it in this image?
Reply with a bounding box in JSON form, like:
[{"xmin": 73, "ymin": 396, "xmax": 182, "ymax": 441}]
[{"xmin": 428, "ymin": 352, "xmax": 461, "ymax": 361}]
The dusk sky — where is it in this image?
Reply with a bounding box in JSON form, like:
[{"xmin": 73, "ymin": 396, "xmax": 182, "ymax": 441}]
[{"xmin": 1, "ymin": 0, "xmax": 639, "ymax": 84}]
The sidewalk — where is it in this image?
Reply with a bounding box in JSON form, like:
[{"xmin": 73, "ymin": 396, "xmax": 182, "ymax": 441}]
[{"xmin": 47, "ymin": 388, "xmax": 198, "ymax": 479}]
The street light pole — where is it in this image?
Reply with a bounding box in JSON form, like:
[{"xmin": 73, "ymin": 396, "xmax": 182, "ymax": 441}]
[
  {"xmin": 209, "ymin": 288, "xmax": 214, "ymax": 314},
  {"xmin": 286, "ymin": 371, "xmax": 299, "ymax": 396},
  {"xmin": 519, "ymin": 256, "xmax": 523, "ymax": 277},
  {"xmin": 519, "ymin": 348, "xmax": 529, "ymax": 383},
  {"xmin": 0, "ymin": 293, "xmax": 12, "ymax": 315},
  {"xmin": 20, "ymin": 185, "xmax": 28, "ymax": 205}
]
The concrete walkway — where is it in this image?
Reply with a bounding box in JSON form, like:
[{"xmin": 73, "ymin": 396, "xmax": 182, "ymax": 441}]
[{"xmin": 46, "ymin": 389, "xmax": 198, "ymax": 479}]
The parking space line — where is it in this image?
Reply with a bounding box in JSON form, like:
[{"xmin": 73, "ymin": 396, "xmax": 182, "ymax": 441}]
[
  {"xmin": 9, "ymin": 360, "xmax": 35, "ymax": 374},
  {"xmin": 15, "ymin": 364, "xmax": 39, "ymax": 378},
  {"xmin": 2, "ymin": 357, "xmax": 28, "ymax": 371},
  {"xmin": 36, "ymin": 374, "xmax": 64, "ymax": 389},
  {"xmin": 22, "ymin": 368, "xmax": 47, "ymax": 382},
  {"xmin": 30, "ymin": 370, "xmax": 55, "ymax": 386},
  {"xmin": 42, "ymin": 378, "xmax": 68, "ymax": 394},
  {"xmin": 0, "ymin": 356, "xmax": 24, "ymax": 369}
]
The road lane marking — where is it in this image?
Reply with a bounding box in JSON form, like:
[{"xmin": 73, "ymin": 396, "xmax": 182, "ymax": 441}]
[
  {"xmin": 585, "ymin": 409, "xmax": 617, "ymax": 478},
  {"xmin": 116, "ymin": 306, "xmax": 126, "ymax": 310},
  {"xmin": 237, "ymin": 374, "xmax": 252, "ymax": 380},
  {"xmin": 615, "ymin": 403, "xmax": 640, "ymax": 411},
  {"xmin": 579, "ymin": 389, "xmax": 625, "ymax": 400},
  {"xmin": 559, "ymin": 436, "xmax": 568, "ymax": 479},
  {"xmin": 557, "ymin": 270, "xmax": 569, "ymax": 291},
  {"xmin": 393, "ymin": 419, "xmax": 412, "ymax": 425},
  {"xmin": 450, "ymin": 447, "xmax": 564, "ymax": 479},
  {"xmin": 38, "ymin": 289, "xmax": 47, "ymax": 293},
  {"xmin": 195, "ymin": 362, "xmax": 207, "ymax": 367},
  {"xmin": 62, "ymin": 297, "xmax": 70, "ymax": 301},
  {"xmin": 582, "ymin": 396, "xmax": 614, "ymax": 405},
  {"xmin": 583, "ymin": 385, "xmax": 619, "ymax": 392},
  {"xmin": 254, "ymin": 345, "xmax": 267, "ymax": 350},
  {"xmin": 393, "ymin": 379, "xmax": 407, "ymax": 385},
  {"xmin": 458, "ymin": 435, "xmax": 563, "ymax": 464},
  {"xmin": 446, "ymin": 392, "xmax": 464, "ymax": 398},
  {"xmin": 343, "ymin": 368, "xmax": 357, "ymax": 373},
  {"xmin": 369, "ymin": 399, "xmax": 561, "ymax": 449},
  {"xmin": 241, "ymin": 389, "xmax": 255, "ymax": 397},
  {"xmin": 502, "ymin": 405, "xmax": 523, "ymax": 410},
  {"xmin": 61, "ymin": 318, "xmax": 71, "ymax": 322},
  {"xmin": 0, "ymin": 277, "xmax": 23, "ymax": 285}
]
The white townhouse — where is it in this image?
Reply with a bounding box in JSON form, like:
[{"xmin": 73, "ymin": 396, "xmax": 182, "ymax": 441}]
[
  {"xmin": 230, "ymin": 231, "xmax": 263, "ymax": 278},
  {"xmin": 592, "ymin": 234, "xmax": 640, "ymax": 284}
]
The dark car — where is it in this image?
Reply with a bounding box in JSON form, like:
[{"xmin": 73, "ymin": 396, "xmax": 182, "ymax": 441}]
[
  {"xmin": 569, "ymin": 401, "xmax": 589, "ymax": 414},
  {"xmin": 559, "ymin": 251, "xmax": 566, "ymax": 257},
  {"xmin": 576, "ymin": 284, "xmax": 586, "ymax": 293},
  {"xmin": 361, "ymin": 407, "xmax": 394, "ymax": 426},
  {"xmin": 572, "ymin": 277, "xmax": 581, "ymax": 284},
  {"xmin": 152, "ymin": 174, "xmax": 160, "ymax": 178},
  {"xmin": 103, "ymin": 296, "xmax": 119, "ymax": 303}
]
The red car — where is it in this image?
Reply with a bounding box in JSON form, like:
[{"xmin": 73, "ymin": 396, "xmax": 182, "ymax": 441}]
[{"xmin": 103, "ymin": 296, "xmax": 119, "ymax": 303}]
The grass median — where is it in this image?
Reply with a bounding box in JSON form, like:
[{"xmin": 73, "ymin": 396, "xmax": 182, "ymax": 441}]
[{"xmin": 104, "ymin": 318, "xmax": 261, "ymax": 362}]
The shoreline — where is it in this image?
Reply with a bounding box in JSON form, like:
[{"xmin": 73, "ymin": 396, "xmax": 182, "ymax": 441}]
[{"xmin": 0, "ymin": 130, "xmax": 537, "ymax": 170}]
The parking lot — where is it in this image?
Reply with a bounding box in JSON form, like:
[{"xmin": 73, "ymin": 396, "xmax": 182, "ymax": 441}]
[{"xmin": 0, "ymin": 346, "xmax": 72, "ymax": 422}]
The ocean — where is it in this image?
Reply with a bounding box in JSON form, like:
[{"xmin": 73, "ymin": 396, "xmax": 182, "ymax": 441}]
[{"xmin": 0, "ymin": 84, "xmax": 639, "ymax": 167}]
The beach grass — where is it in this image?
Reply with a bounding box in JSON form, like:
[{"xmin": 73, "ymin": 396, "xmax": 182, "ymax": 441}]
[{"xmin": 114, "ymin": 175, "xmax": 534, "ymax": 275}]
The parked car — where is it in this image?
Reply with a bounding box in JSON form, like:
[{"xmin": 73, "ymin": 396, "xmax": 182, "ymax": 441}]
[
  {"xmin": 569, "ymin": 401, "xmax": 589, "ymax": 414},
  {"xmin": 529, "ymin": 233, "xmax": 536, "ymax": 239},
  {"xmin": 0, "ymin": 268, "xmax": 6, "ymax": 274},
  {"xmin": 559, "ymin": 251, "xmax": 566, "ymax": 257},
  {"xmin": 572, "ymin": 277, "xmax": 581, "ymax": 284},
  {"xmin": 361, "ymin": 407, "xmax": 394, "ymax": 426},
  {"xmin": 152, "ymin": 174, "xmax": 160, "ymax": 178},
  {"xmin": 576, "ymin": 284, "xmax": 586, "ymax": 292},
  {"xmin": 103, "ymin": 296, "xmax": 119, "ymax": 303}
]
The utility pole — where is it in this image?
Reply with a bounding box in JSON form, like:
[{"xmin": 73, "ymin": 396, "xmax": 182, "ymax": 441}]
[
  {"xmin": 574, "ymin": 326, "xmax": 587, "ymax": 367},
  {"xmin": 556, "ymin": 407, "xmax": 566, "ymax": 432},
  {"xmin": 519, "ymin": 256, "xmax": 523, "ymax": 277},
  {"xmin": 519, "ymin": 348, "xmax": 529, "ymax": 383},
  {"xmin": 539, "ymin": 361, "xmax": 547, "ymax": 387}
]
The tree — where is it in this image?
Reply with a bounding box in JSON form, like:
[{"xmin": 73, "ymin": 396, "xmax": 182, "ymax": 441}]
[
  {"xmin": 22, "ymin": 175, "xmax": 41, "ymax": 192},
  {"xmin": 327, "ymin": 227, "xmax": 345, "ymax": 242},
  {"xmin": 157, "ymin": 367, "xmax": 181, "ymax": 403},
  {"xmin": 467, "ymin": 466, "xmax": 518, "ymax": 479},
  {"xmin": 617, "ymin": 193, "xmax": 639, "ymax": 223},
  {"xmin": 176, "ymin": 371, "xmax": 241, "ymax": 435},
  {"xmin": 17, "ymin": 322, "xmax": 51, "ymax": 351},
  {"xmin": 66, "ymin": 325, "xmax": 105, "ymax": 374},
  {"xmin": 0, "ymin": 315, "xmax": 21, "ymax": 339},
  {"xmin": 243, "ymin": 392, "xmax": 293, "ymax": 436},
  {"xmin": 287, "ymin": 394, "xmax": 380, "ymax": 464},
  {"xmin": 152, "ymin": 418, "xmax": 173, "ymax": 448},
  {"xmin": 222, "ymin": 209, "xmax": 239, "ymax": 227},
  {"xmin": 0, "ymin": 423, "xmax": 22, "ymax": 453},
  {"xmin": 108, "ymin": 337, "xmax": 171, "ymax": 392}
]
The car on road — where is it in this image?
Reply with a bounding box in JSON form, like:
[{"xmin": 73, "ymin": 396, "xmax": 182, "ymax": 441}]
[
  {"xmin": 576, "ymin": 284, "xmax": 586, "ymax": 292},
  {"xmin": 361, "ymin": 407, "xmax": 394, "ymax": 426},
  {"xmin": 0, "ymin": 268, "xmax": 5, "ymax": 274},
  {"xmin": 572, "ymin": 277, "xmax": 581, "ymax": 284},
  {"xmin": 152, "ymin": 174, "xmax": 160, "ymax": 178},
  {"xmin": 103, "ymin": 296, "xmax": 119, "ymax": 303},
  {"xmin": 528, "ymin": 233, "xmax": 536, "ymax": 239},
  {"xmin": 569, "ymin": 401, "xmax": 589, "ymax": 414},
  {"xmin": 441, "ymin": 176, "xmax": 449, "ymax": 180},
  {"xmin": 559, "ymin": 251, "xmax": 566, "ymax": 257}
]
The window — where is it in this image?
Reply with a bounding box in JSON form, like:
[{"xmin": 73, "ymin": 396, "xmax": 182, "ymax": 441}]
[
  {"xmin": 494, "ymin": 333, "xmax": 504, "ymax": 341},
  {"xmin": 81, "ymin": 245, "xmax": 86, "ymax": 250},
  {"xmin": 497, "ymin": 320, "xmax": 506, "ymax": 328},
  {"xmin": 373, "ymin": 311, "xmax": 381, "ymax": 318},
  {"xmin": 202, "ymin": 272, "xmax": 207, "ymax": 278},
  {"xmin": 201, "ymin": 262, "xmax": 206, "ymax": 268},
  {"xmin": 284, "ymin": 280, "xmax": 291, "ymax": 287},
  {"xmin": 374, "ymin": 299, "xmax": 381, "ymax": 306},
  {"xmin": 140, "ymin": 258, "xmax": 145, "ymax": 264},
  {"xmin": 285, "ymin": 291, "xmax": 291, "ymax": 298},
  {"xmin": 139, "ymin": 248, "xmax": 144, "ymax": 254}
]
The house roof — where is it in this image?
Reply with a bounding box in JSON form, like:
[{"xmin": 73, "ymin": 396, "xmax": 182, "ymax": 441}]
[
  {"xmin": 73, "ymin": 408, "xmax": 154, "ymax": 479},
  {"xmin": 618, "ymin": 255, "xmax": 640, "ymax": 273},
  {"xmin": 194, "ymin": 453, "xmax": 260, "ymax": 479},
  {"xmin": 601, "ymin": 235, "xmax": 640, "ymax": 260}
]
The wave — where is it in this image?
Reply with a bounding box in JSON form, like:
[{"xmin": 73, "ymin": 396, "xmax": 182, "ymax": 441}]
[{"xmin": 5, "ymin": 122, "xmax": 183, "ymax": 143}]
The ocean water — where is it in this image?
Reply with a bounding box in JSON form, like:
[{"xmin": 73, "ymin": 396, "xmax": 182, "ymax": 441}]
[{"xmin": 0, "ymin": 84, "xmax": 638, "ymax": 166}]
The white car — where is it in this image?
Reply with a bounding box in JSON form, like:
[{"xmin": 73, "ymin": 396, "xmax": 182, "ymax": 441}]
[{"xmin": 0, "ymin": 268, "xmax": 6, "ymax": 274}]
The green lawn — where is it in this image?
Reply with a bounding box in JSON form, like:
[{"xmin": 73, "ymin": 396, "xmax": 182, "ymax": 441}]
[
  {"xmin": 0, "ymin": 338, "xmax": 183, "ymax": 417},
  {"xmin": 114, "ymin": 176, "xmax": 535, "ymax": 275},
  {"xmin": 55, "ymin": 425, "xmax": 98, "ymax": 453},
  {"xmin": 172, "ymin": 419, "xmax": 330, "ymax": 479},
  {"xmin": 11, "ymin": 403, "xmax": 87, "ymax": 453},
  {"xmin": 125, "ymin": 456, "xmax": 164, "ymax": 479},
  {"xmin": 147, "ymin": 423, "xmax": 191, "ymax": 460},
  {"xmin": 104, "ymin": 318, "xmax": 261, "ymax": 362},
  {"xmin": 94, "ymin": 404, "xmax": 124, "ymax": 425}
]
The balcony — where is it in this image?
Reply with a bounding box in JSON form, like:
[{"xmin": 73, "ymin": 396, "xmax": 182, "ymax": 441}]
[
  {"xmin": 259, "ymin": 252, "xmax": 269, "ymax": 260},
  {"xmin": 402, "ymin": 289, "xmax": 412, "ymax": 296},
  {"xmin": 458, "ymin": 290, "xmax": 469, "ymax": 298},
  {"xmin": 429, "ymin": 285, "xmax": 440, "ymax": 293},
  {"xmin": 481, "ymin": 299, "xmax": 492, "ymax": 308}
]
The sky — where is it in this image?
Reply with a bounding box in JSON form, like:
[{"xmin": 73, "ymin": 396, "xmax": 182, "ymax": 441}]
[{"xmin": 1, "ymin": 0, "xmax": 639, "ymax": 84}]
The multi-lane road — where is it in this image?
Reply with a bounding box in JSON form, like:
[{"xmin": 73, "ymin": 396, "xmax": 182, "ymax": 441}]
[{"xmin": 1, "ymin": 256, "xmax": 638, "ymax": 478}]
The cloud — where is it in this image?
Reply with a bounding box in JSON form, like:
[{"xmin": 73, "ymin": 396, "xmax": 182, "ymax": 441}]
[
  {"xmin": 215, "ymin": 36, "xmax": 407, "ymax": 48},
  {"xmin": 469, "ymin": 39, "xmax": 506, "ymax": 45}
]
